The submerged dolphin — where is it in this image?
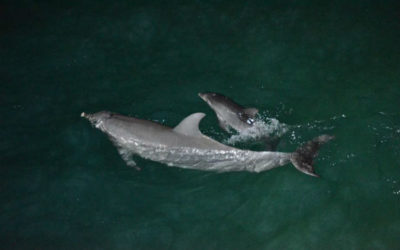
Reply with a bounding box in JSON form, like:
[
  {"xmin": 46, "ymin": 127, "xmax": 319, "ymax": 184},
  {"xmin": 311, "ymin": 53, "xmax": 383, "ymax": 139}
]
[
  {"xmin": 198, "ymin": 92, "xmax": 259, "ymax": 133},
  {"xmin": 81, "ymin": 111, "xmax": 334, "ymax": 177}
]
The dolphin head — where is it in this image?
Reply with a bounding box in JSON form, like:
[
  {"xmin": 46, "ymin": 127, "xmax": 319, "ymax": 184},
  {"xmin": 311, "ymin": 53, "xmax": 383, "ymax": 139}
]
[
  {"xmin": 198, "ymin": 92, "xmax": 225, "ymax": 106},
  {"xmin": 81, "ymin": 111, "xmax": 113, "ymax": 128},
  {"xmin": 198, "ymin": 92, "xmax": 212, "ymax": 102}
]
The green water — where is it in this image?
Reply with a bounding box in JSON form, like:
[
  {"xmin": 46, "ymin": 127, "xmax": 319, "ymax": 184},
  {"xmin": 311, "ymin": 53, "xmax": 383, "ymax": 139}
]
[{"xmin": 1, "ymin": 1, "xmax": 400, "ymax": 249}]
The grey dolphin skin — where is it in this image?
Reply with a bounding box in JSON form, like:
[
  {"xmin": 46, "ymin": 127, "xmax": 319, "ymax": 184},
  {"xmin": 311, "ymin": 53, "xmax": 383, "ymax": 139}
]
[
  {"xmin": 198, "ymin": 92, "xmax": 259, "ymax": 133},
  {"xmin": 81, "ymin": 111, "xmax": 334, "ymax": 177}
]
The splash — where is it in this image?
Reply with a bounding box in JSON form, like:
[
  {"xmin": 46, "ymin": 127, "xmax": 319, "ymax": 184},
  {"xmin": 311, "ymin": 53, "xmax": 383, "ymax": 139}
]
[
  {"xmin": 224, "ymin": 113, "xmax": 346, "ymax": 145},
  {"xmin": 225, "ymin": 118, "xmax": 289, "ymax": 145},
  {"xmin": 286, "ymin": 113, "xmax": 347, "ymax": 145},
  {"xmin": 386, "ymin": 178, "xmax": 400, "ymax": 196}
]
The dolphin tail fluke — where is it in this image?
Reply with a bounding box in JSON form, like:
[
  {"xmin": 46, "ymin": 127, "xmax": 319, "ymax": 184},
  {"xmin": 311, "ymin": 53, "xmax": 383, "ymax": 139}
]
[{"xmin": 290, "ymin": 135, "xmax": 334, "ymax": 177}]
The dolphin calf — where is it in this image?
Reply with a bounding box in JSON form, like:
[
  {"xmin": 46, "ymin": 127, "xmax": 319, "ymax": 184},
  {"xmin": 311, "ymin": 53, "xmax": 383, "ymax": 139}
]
[
  {"xmin": 199, "ymin": 92, "xmax": 284, "ymax": 150},
  {"xmin": 198, "ymin": 92, "xmax": 259, "ymax": 133},
  {"xmin": 81, "ymin": 111, "xmax": 333, "ymax": 177}
]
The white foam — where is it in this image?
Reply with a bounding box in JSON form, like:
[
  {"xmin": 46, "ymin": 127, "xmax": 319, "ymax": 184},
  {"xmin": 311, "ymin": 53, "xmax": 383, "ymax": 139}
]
[{"xmin": 225, "ymin": 118, "xmax": 289, "ymax": 145}]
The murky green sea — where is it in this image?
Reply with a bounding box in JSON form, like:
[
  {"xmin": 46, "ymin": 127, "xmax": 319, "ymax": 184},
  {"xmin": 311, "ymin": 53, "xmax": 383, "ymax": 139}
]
[{"xmin": 1, "ymin": 1, "xmax": 400, "ymax": 249}]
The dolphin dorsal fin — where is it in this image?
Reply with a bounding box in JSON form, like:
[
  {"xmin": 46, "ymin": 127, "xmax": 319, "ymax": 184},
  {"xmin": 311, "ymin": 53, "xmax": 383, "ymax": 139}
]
[
  {"xmin": 244, "ymin": 108, "xmax": 259, "ymax": 118},
  {"xmin": 173, "ymin": 113, "xmax": 205, "ymax": 137}
]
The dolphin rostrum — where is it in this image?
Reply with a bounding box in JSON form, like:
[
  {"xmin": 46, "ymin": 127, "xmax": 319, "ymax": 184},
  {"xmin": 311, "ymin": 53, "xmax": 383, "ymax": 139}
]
[
  {"xmin": 198, "ymin": 92, "xmax": 259, "ymax": 133},
  {"xmin": 81, "ymin": 111, "xmax": 334, "ymax": 177}
]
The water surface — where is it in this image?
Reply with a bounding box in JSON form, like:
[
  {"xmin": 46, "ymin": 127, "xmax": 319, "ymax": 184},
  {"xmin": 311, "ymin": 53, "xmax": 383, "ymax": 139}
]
[{"xmin": 1, "ymin": 1, "xmax": 400, "ymax": 249}]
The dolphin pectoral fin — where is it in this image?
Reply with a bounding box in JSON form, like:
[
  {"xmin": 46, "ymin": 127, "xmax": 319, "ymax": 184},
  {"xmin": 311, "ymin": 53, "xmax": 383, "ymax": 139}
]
[
  {"xmin": 117, "ymin": 148, "xmax": 141, "ymax": 171},
  {"xmin": 127, "ymin": 160, "xmax": 141, "ymax": 171},
  {"xmin": 243, "ymin": 108, "xmax": 259, "ymax": 118},
  {"xmin": 290, "ymin": 135, "xmax": 335, "ymax": 177},
  {"xmin": 218, "ymin": 119, "xmax": 231, "ymax": 133},
  {"xmin": 173, "ymin": 113, "xmax": 205, "ymax": 137}
]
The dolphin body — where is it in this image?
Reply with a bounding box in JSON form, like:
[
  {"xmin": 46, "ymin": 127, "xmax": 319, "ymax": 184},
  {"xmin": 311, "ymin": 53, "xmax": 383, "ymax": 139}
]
[
  {"xmin": 81, "ymin": 111, "xmax": 333, "ymax": 177},
  {"xmin": 198, "ymin": 92, "xmax": 259, "ymax": 133}
]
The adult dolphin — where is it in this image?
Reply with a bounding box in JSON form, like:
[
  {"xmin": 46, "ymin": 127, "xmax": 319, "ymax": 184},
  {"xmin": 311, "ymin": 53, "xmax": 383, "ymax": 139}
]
[{"xmin": 81, "ymin": 111, "xmax": 334, "ymax": 177}]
